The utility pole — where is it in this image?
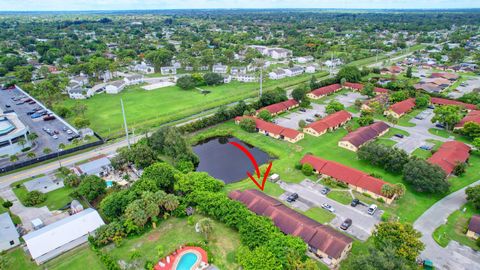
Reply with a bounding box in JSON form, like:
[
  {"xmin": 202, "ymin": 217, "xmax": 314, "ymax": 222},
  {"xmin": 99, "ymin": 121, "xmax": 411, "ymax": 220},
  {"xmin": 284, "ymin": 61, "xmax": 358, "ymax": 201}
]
[
  {"xmin": 259, "ymin": 68, "xmax": 263, "ymax": 97},
  {"xmin": 121, "ymin": 98, "xmax": 130, "ymax": 149}
]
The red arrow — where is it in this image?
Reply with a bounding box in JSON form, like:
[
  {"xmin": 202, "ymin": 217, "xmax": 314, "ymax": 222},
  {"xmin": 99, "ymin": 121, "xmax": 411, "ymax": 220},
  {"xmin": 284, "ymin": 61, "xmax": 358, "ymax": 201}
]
[{"xmin": 229, "ymin": 141, "xmax": 273, "ymax": 191}]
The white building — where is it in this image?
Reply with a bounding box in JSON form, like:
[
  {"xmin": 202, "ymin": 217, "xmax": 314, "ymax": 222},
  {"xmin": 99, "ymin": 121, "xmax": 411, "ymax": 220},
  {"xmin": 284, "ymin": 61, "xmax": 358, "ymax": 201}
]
[
  {"xmin": 223, "ymin": 75, "xmax": 232, "ymax": 84},
  {"xmin": 67, "ymin": 83, "xmax": 87, "ymax": 99},
  {"xmin": 23, "ymin": 209, "xmax": 105, "ymax": 265},
  {"xmin": 124, "ymin": 74, "xmax": 144, "ymax": 85},
  {"xmin": 295, "ymin": 56, "xmax": 314, "ymax": 64},
  {"xmin": 306, "ymin": 65, "xmax": 316, "ymax": 74},
  {"xmin": 133, "ymin": 62, "xmax": 155, "ymax": 74},
  {"xmin": 235, "ymin": 74, "xmax": 258, "ymax": 83},
  {"xmin": 161, "ymin": 66, "xmax": 177, "ymax": 75},
  {"xmin": 73, "ymin": 156, "xmax": 112, "ymax": 177},
  {"xmin": 269, "ymin": 69, "xmax": 287, "ymax": 80},
  {"xmin": 284, "ymin": 66, "xmax": 304, "ymax": 77},
  {"xmin": 105, "ymin": 80, "xmax": 125, "ymax": 94},
  {"xmin": 0, "ymin": 213, "xmax": 20, "ymax": 252},
  {"xmin": 171, "ymin": 61, "xmax": 182, "ymax": 69},
  {"xmin": 212, "ymin": 64, "xmax": 228, "ymax": 74},
  {"xmin": 230, "ymin": 67, "xmax": 247, "ymax": 75},
  {"xmin": 0, "ymin": 111, "xmax": 31, "ymax": 157},
  {"xmin": 268, "ymin": 48, "xmax": 292, "ymax": 59}
]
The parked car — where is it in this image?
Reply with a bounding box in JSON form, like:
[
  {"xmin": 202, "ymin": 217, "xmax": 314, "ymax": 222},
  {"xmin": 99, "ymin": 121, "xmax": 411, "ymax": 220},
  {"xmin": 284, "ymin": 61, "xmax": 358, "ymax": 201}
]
[
  {"xmin": 43, "ymin": 115, "xmax": 56, "ymax": 121},
  {"xmin": 16, "ymin": 101, "xmax": 25, "ymax": 105},
  {"xmin": 350, "ymin": 198, "xmax": 360, "ymax": 207},
  {"xmin": 427, "ymin": 105, "xmax": 435, "ymax": 109},
  {"xmin": 367, "ymin": 204, "xmax": 378, "ymax": 215},
  {"xmin": 52, "ymin": 135, "xmax": 58, "ymax": 140},
  {"xmin": 394, "ymin": 134, "xmax": 405, "ymax": 139},
  {"xmin": 286, "ymin": 193, "xmax": 299, "ymax": 203},
  {"xmin": 320, "ymin": 187, "xmax": 330, "ymax": 195},
  {"xmin": 299, "ymin": 108, "xmax": 306, "ymax": 112},
  {"xmin": 24, "ymin": 98, "xmax": 32, "ymax": 102},
  {"xmin": 306, "ymin": 118, "xmax": 315, "ymax": 123},
  {"xmin": 5, "ymin": 104, "xmax": 10, "ymax": 108},
  {"xmin": 435, "ymin": 123, "xmax": 445, "ymax": 129},
  {"xmin": 66, "ymin": 129, "xmax": 73, "ymax": 135},
  {"xmin": 28, "ymin": 101, "xmax": 36, "ymax": 105},
  {"xmin": 420, "ymin": 145, "xmax": 432, "ymax": 151},
  {"xmin": 414, "ymin": 115, "xmax": 424, "ymax": 120},
  {"xmin": 321, "ymin": 203, "xmax": 335, "ymax": 213},
  {"xmin": 340, "ymin": 218, "xmax": 352, "ymax": 230},
  {"xmin": 314, "ymin": 113, "xmax": 322, "ymax": 118}
]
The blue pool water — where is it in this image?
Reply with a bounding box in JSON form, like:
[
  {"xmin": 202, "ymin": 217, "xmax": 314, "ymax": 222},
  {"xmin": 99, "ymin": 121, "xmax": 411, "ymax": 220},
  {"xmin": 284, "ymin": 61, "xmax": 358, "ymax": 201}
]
[
  {"xmin": 106, "ymin": 181, "xmax": 113, "ymax": 188},
  {"xmin": 176, "ymin": 252, "xmax": 198, "ymax": 270}
]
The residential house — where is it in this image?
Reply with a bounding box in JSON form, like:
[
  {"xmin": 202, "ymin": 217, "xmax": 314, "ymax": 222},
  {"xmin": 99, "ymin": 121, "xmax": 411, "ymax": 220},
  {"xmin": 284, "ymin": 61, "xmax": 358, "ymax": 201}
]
[
  {"xmin": 284, "ymin": 66, "xmax": 304, "ymax": 77},
  {"xmin": 257, "ymin": 99, "xmax": 299, "ymax": 116},
  {"xmin": 235, "ymin": 74, "xmax": 258, "ymax": 83},
  {"xmin": 212, "ymin": 64, "xmax": 228, "ymax": 74},
  {"xmin": 268, "ymin": 48, "xmax": 292, "ymax": 59},
  {"xmin": 295, "ymin": 56, "xmax": 314, "ymax": 63},
  {"xmin": 229, "ymin": 189, "xmax": 353, "ymax": 266},
  {"xmin": 467, "ymin": 215, "xmax": 480, "ymax": 240},
  {"xmin": 199, "ymin": 65, "xmax": 209, "ymax": 71},
  {"xmin": 431, "ymin": 97, "xmax": 477, "ymax": 111},
  {"xmin": 124, "ymin": 74, "xmax": 144, "ymax": 85},
  {"xmin": 338, "ymin": 122, "xmax": 390, "ymax": 152},
  {"xmin": 380, "ymin": 66, "xmax": 402, "ymax": 75},
  {"xmin": 223, "ymin": 75, "xmax": 232, "ymax": 84},
  {"xmin": 414, "ymin": 82, "xmax": 443, "ymax": 93},
  {"xmin": 230, "ymin": 67, "xmax": 247, "ymax": 75},
  {"xmin": 307, "ymin": 84, "xmax": 342, "ymax": 99},
  {"xmin": 384, "ymin": 98, "xmax": 416, "ymax": 119},
  {"xmin": 455, "ymin": 110, "xmax": 480, "ymax": 130},
  {"xmin": 67, "ymin": 83, "xmax": 87, "ymax": 99},
  {"xmin": 23, "ymin": 209, "xmax": 105, "ymax": 264},
  {"xmin": 73, "ymin": 156, "xmax": 112, "ymax": 177},
  {"xmin": 269, "ymin": 69, "xmax": 287, "ymax": 80},
  {"xmin": 304, "ymin": 110, "xmax": 352, "ymax": 137},
  {"xmin": 160, "ymin": 66, "xmax": 177, "ymax": 75},
  {"xmin": 305, "ymin": 65, "xmax": 316, "ymax": 74},
  {"xmin": 133, "ymin": 62, "xmax": 155, "ymax": 74},
  {"xmin": 171, "ymin": 61, "xmax": 182, "ymax": 69},
  {"xmin": 0, "ymin": 213, "xmax": 20, "ymax": 252},
  {"xmin": 300, "ymin": 154, "xmax": 395, "ymax": 204},
  {"xmin": 431, "ymin": 72, "xmax": 459, "ymax": 81},
  {"xmin": 105, "ymin": 80, "xmax": 126, "ymax": 94},
  {"xmin": 427, "ymin": 141, "xmax": 470, "ymax": 176},
  {"xmin": 234, "ymin": 116, "xmax": 304, "ymax": 143}
]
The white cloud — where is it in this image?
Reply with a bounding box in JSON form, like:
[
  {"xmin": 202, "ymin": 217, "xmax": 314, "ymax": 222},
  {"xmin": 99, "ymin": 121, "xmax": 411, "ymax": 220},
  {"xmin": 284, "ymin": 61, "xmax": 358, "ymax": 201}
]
[{"xmin": 0, "ymin": 0, "xmax": 478, "ymax": 11}]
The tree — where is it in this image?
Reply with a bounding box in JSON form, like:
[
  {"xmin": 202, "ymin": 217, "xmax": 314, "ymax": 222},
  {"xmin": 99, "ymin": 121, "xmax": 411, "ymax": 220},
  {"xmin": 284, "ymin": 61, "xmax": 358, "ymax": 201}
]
[
  {"xmin": 176, "ymin": 75, "xmax": 197, "ymax": 90},
  {"xmin": 466, "ymin": 185, "xmax": 480, "ymax": 209},
  {"xmin": 197, "ymin": 218, "xmax": 213, "ymax": 240},
  {"xmin": 77, "ymin": 175, "xmax": 107, "ymax": 201},
  {"xmin": 24, "ymin": 191, "xmax": 47, "ymax": 206},
  {"xmin": 403, "ymin": 158, "xmax": 449, "ymax": 193},
  {"xmin": 390, "ymin": 91, "xmax": 410, "ymax": 103},
  {"xmin": 292, "ymin": 87, "xmax": 307, "ymax": 102},
  {"xmin": 386, "ymin": 114, "xmax": 399, "ymax": 128},
  {"xmin": 73, "ymin": 117, "xmax": 90, "ymax": 128},
  {"xmin": 239, "ymin": 118, "xmax": 257, "ymax": 132},
  {"xmin": 141, "ymin": 162, "xmax": 177, "ymax": 193},
  {"xmin": 361, "ymin": 83, "xmax": 376, "ymax": 98},
  {"xmin": 26, "ymin": 152, "xmax": 36, "ymax": 159},
  {"xmin": 415, "ymin": 94, "xmax": 430, "ymax": 109},
  {"xmin": 9, "ymin": 155, "xmax": 18, "ymax": 162},
  {"xmin": 43, "ymin": 148, "xmax": 52, "ymax": 155},
  {"xmin": 453, "ymin": 162, "xmax": 467, "ymax": 176},
  {"xmin": 461, "ymin": 122, "xmax": 480, "ymax": 139},
  {"xmin": 358, "ymin": 115, "xmax": 374, "ymax": 126},
  {"xmin": 145, "ymin": 49, "xmax": 173, "ymax": 72},
  {"xmin": 325, "ymin": 100, "xmax": 345, "ymax": 114},
  {"xmin": 431, "ymin": 105, "xmax": 462, "ymax": 130},
  {"xmin": 373, "ymin": 222, "xmax": 424, "ymax": 262},
  {"xmin": 298, "ymin": 120, "xmax": 307, "ymax": 128},
  {"xmin": 381, "ymin": 184, "xmax": 396, "ymax": 198},
  {"xmin": 64, "ymin": 174, "xmax": 81, "ymax": 188},
  {"xmin": 237, "ymin": 246, "xmax": 283, "ymax": 270},
  {"xmin": 160, "ymin": 194, "xmax": 179, "ymax": 212},
  {"xmin": 2, "ymin": 200, "xmax": 13, "ymax": 209},
  {"xmin": 336, "ymin": 66, "xmax": 361, "ymax": 82},
  {"xmin": 257, "ymin": 110, "xmax": 272, "ymax": 121},
  {"xmin": 349, "ymin": 246, "xmax": 416, "ymax": 270},
  {"xmin": 174, "ymin": 172, "xmax": 224, "ymax": 195},
  {"xmin": 203, "ymin": 72, "xmax": 224, "ymax": 86},
  {"xmin": 474, "ymin": 137, "xmax": 480, "ymax": 150},
  {"xmin": 406, "ymin": 66, "xmax": 413, "ymax": 78},
  {"xmin": 301, "ymin": 163, "xmax": 313, "ymax": 176}
]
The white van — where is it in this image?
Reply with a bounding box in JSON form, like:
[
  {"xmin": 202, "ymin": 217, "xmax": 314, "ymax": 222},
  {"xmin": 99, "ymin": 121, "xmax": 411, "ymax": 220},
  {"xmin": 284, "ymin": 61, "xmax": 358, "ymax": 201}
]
[{"xmin": 367, "ymin": 204, "xmax": 378, "ymax": 215}]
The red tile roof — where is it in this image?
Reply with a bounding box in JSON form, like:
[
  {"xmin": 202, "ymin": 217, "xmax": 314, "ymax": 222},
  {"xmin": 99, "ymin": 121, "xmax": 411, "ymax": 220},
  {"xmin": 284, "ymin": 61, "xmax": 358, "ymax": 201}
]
[
  {"xmin": 228, "ymin": 189, "xmax": 353, "ymax": 259},
  {"xmin": 300, "ymin": 154, "xmax": 390, "ymax": 197},
  {"xmin": 468, "ymin": 215, "xmax": 480, "ymax": 234},
  {"xmin": 388, "ymin": 98, "xmax": 416, "ymax": 115},
  {"xmin": 258, "ymin": 99, "xmax": 299, "ymax": 115},
  {"xmin": 455, "ymin": 110, "xmax": 480, "ymax": 128},
  {"xmin": 431, "ymin": 72, "xmax": 459, "ymax": 80},
  {"xmin": 374, "ymin": 87, "xmax": 389, "ymax": 94},
  {"xmin": 431, "ymin": 97, "xmax": 477, "ymax": 111},
  {"xmin": 427, "ymin": 141, "xmax": 471, "ymax": 175},
  {"xmin": 310, "ymin": 84, "xmax": 342, "ymax": 97},
  {"xmin": 344, "ymin": 82, "xmax": 363, "ymax": 90},
  {"xmin": 340, "ymin": 122, "xmax": 390, "ymax": 148},
  {"xmin": 235, "ymin": 116, "xmax": 301, "ymax": 140},
  {"xmin": 306, "ymin": 110, "xmax": 352, "ymax": 133}
]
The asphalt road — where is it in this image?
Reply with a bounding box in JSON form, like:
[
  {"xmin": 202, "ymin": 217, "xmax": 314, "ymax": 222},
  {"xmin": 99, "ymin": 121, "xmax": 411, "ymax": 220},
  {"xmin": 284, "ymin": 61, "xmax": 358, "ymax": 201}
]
[{"xmin": 413, "ymin": 180, "xmax": 480, "ymax": 270}]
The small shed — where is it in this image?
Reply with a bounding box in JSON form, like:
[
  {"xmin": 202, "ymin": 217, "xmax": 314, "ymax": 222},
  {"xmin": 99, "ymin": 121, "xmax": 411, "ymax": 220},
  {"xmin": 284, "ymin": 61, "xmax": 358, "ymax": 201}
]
[
  {"xmin": 70, "ymin": 200, "xmax": 84, "ymax": 214},
  {"xmin": 31, "ymin": 219, "xmax": 44, "ymax": 230}
]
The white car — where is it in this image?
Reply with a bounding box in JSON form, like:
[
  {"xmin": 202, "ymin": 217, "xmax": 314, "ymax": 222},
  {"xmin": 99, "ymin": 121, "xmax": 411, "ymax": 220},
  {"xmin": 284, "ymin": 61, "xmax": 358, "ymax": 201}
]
[
  {"xmin": 66, "ymin": 129, "xmax": 73, "ymax": 134},
  {"xmin": 52, "ymin": 135, "xmax": 58, "ymax": 140},
  {"xmin": 321, "ymin": 203, "xmax": 335, "ymax": 213}
]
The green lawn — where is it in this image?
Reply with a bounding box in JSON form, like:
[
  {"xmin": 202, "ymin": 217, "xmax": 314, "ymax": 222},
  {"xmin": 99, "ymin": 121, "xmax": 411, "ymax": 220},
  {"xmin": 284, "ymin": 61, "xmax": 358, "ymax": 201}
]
[
  {"xmin": 428, "ymin": 128, "xmax": 472, "ymax": 144},
  {"xmin": 411, "ymin": 139, "xmax": 443, "ymax": 159},
  {"xmin": 62, "ymin": 72, "xmax": 327, "ymax": 138},
  {"xmin": 304, "ymin": 207, "xmax": 336, "ymax": 224},
  {"xmin": 103, "ymin": 215, "xmax": 241, "ymax": 270},
  {"xmin": 327, "ymin": 190, "xmax": 353, "ymax": 205},
  {"xmin": 11, "ymin": 178, "xmax": 74, "ymax": 210},
  {"xmin": 192, "ymin": 120, "xmax": 480, "ymax": 224},
  {"xmin": 5, "ymin": 244, "xmax": 104, "ymax": 270},
  {"xmin": 433, "ymin": 203, "xmax": 479, "ymax": 251}
]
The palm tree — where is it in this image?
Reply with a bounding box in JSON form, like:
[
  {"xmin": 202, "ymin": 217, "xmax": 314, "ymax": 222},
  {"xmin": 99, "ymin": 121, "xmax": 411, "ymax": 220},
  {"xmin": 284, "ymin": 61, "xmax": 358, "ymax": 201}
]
[
  {"xmin": 27, "ymin": 132, "xmax": 38, "ymax": 143},
  {"xmin": 58, "ymin": 143, "xmax": 66, "ymax": 150},
  {"xmin": 26, "ymin": 152, "xmax": 36, "ymax": 159},
  {"xmin": 197, "ymin": 218, "xmax": 213, "ymax": 240},
  {"xmin": 43, "ymin": 148, "xmax": 52, "ymax": 154},
  {"xmin": 161, "ymin": 194, "xmax": 179, "ymax": 212},
  {"xmin": 17, "ymin": 138, "xmax": 26, "ymax": 149},
  {"xmin": 9, "ymin": 155, "xmax": 18, "ymax": 162}
]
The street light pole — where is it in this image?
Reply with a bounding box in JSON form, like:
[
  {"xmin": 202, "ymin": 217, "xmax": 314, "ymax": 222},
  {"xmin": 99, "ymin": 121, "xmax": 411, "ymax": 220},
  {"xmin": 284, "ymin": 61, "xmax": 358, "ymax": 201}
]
[{"xmin": 120, "ymin": 98, "xmax": 130, "ymax": 149}]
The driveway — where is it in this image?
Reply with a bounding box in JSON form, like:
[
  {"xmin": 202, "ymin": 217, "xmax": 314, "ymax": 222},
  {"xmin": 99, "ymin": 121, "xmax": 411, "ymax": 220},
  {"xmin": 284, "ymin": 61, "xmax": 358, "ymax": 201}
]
[
  {"xmin": 447, "ymin": 77, "xmax": 480, "ymax": 99},
  {"xmin": 278, "ymin": 179, "xmax": 381, "ymax": 241},
  {"xmin": 276, "ymin": 103, "xmax": 326, "ymax": 129},
  {"xmin": 413, "ymin": 180, "xmax": 480, "ymax": 270},
  {"xmin": 326, "ymin": 92, "xmax": 367, "ymax": 108}
]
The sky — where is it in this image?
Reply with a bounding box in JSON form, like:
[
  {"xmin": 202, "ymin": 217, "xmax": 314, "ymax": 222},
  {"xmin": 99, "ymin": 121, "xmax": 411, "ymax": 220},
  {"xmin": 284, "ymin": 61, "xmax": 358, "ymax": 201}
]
[{"xmin": 0, "ymin": 0, "xmax": 479, "ymax": 11}]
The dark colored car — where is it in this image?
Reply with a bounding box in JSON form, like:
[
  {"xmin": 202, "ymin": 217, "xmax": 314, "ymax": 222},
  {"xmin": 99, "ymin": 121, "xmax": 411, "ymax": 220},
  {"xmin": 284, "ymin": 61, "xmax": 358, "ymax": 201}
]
[
  {"xmin": 286, "ymin": 193, "xmax": 299, "ymax": 203},
  {"xmin": 299, "ymin": 108, "xmax": 306, "ymax": 112},
  {"xmin": 27, "ymin": 111, "xmax": 36, "ymax": 115},
  {"xmin": 5, "ymin": 104, "xmax": 10, "ymax": 108},
  {"xmin": 350, "ymin": 199, "xmax": 360, "ymax": 207},
  {"xmin": 43, "ymin": 115, "xmax": 56, "ymax": 121},
  {"xmin": 320, "ymin": 187, "xmax": 330, "ymax": 195},
  {"xmin": 340, "ymin": 218, "xmax": 352, "ymax": 230},
  {"xmin": 435, "ymin": 123, "xmax": 445, "ymax": 129},
  {"xmin": 394, "ymin": 134, "xmax": 404, "ymax": 139}
]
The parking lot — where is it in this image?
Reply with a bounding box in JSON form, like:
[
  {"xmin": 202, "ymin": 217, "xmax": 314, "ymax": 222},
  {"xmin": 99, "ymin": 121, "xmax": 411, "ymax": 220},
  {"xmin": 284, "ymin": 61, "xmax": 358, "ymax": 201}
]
[
  {"xmin": 447, "ymin": 77, "xmax": 480, "ymax": 99},
  {"xmin": 0, "ymin": 87, "xmax": 78, "ymax": 165},
  {"xmin": 276, "ymin": 103, "xmax": 326, "ymax": 129},
  {"xmin": 326, "ymin": 91, "xmax": 367, "ymax": 108},
  {"xmin": 278, "ymin": 179, "xmax": 382, "ymax": 241}
]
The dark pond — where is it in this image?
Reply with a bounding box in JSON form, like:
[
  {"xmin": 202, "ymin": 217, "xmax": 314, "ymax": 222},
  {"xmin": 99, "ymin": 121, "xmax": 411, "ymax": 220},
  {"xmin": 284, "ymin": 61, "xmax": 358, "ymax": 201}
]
[{"xmin": 192, "ymin": 136, "xmax": 271, "ymax": 183}]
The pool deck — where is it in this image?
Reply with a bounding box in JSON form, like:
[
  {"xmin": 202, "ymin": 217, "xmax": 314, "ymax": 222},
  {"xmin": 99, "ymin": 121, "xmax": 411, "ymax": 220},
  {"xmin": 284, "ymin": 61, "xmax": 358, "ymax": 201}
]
[{"xmin": 154, "ymin": 246, "xmax": 208, "ymax": 270}]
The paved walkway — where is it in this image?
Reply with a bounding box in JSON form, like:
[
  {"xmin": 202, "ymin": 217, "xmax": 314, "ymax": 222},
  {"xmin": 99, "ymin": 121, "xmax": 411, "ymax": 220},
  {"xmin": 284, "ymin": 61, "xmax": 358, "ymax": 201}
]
[{"xmin": 413, "ymin": 180, "xmax": 480, "ymax": 270}]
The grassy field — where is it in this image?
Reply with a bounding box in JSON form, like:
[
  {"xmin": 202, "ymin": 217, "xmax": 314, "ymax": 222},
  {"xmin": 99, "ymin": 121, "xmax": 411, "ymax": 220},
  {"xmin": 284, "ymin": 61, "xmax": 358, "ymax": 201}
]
[
  {"xmin": 103, "ymin": 215, "xmax": 241, "ymax": 270},
  {"xmin": 411, "ymin": 139, "xmax": 443, "ymax": 159},
  {"xmin": 304, "ymin": 207, "xmax": 336, "ymax": 224},
  {"xmin": 62, "ymin": 72, "xmax": 328, "ymax": 138},
  {"xmin": 428, "ymin": 128, "xmax": 472, "ymax": 144},
  {"xmin": 11, "ymin": 178, "xmax": 74, "ymax": 211},
  {"xmin": 327, "ymin": 190, "xmax": 353, "ymax": 205},
  {"xmin": 433, "ymin": 203, "xmax": 479, "ymax": 251},
  {"xmin": 5, "ymin": 244, "xmax": 104, "ymax": 270},
  {"xmin": 191, "ymin": 119, "xmax": 480, "ymax": 224}
]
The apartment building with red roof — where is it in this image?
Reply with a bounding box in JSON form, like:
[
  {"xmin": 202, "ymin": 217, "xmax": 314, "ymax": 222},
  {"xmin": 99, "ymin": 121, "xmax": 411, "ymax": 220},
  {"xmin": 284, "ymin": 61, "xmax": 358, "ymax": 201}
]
[
  {"xmin": 467, "ymin": 215, "xmax": 480, "ymax": 240},
  {"xmin": 307, "ymin": 84, "xmax": 342, "ymax": 99},
  {"xmin": 300, "ymin": 154, "xmax": 395, "ymax": 203},
  {"xmin": 342, "ymin": 82, "xmax": 389, "ymax": 95},
  {"xmin": 454, "ymin": 110, "xmax": 480, "ymax": 130},
  {"xmin": 234, "ymin": 116, "xmax": 304, "ymax": 143},
  {"xmin": 257, "ymin": 99, "xmax": 299, "ymax": 116},
  {"xmin": 338, "ymin": 122, "xmax": 390, "ymax": 152},
  {"xmin": 384, "ymin": 98, "xmax": 416, "ymax": 119},
  {"xmin": 431, "ymin": 72, "xmax": 459, "ymax": 81},
  {"xmin": 427, "ymin": 141, "xmax": 471, "ymax": 176},
  {"xmin": 228, "ymin": 189, "xmax": 353, "ymax": 266},
  {"xmin": 303, "ymin": 110, "xmax": 352, "ymax": 137},
  {"xmin": 431, "ymin": 97, "xmax": 477, "ymax": 111}
]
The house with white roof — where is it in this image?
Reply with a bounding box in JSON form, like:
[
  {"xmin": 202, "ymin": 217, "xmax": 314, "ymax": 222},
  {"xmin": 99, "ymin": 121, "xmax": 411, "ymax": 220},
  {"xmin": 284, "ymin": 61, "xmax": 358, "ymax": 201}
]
[
  {"xmin": 230, "ymin": 67, "xmax": 247, "ymax": 75},
  {"xmin": 295, "ymin": 56, "xmax": 314, "ymax": 64},
  {"xmin": 0, "ymin": 213, "xmax": 20, "ymax": 252},
  {"xmin": 161, "ymin": 66, "xmax": 177, "ymax": 75},
  {"xmin": 235, "ymin": 74, "xmax": 258, "ymax": 83},
  {"xmin": 23, "ymin": 209, "xmax": 105, "ymax": 264},
  {"xmin": 212, "ymin": 64, "xmax": 228, "ymax": 74},
  {"xmin": 133, "ymin": 62, "xmax": 155, "ymax": 74},
  {"xmin": 105, "ymin": 80, "xmax": 125, "ymax": 94},
  {"xmin": 284, "ymin": 66, "xmax": 304, "ymax": 77},
  {"xmin": 306, "ymin": 65, "xmax": 316, "ymax": 74},
  {"xmin": 269, "ymin": 69, "xmax": 287, "ymax": 80},
  {"xmin": 73, "ymin": 157, "xmax": 112, "ymax": 177}
]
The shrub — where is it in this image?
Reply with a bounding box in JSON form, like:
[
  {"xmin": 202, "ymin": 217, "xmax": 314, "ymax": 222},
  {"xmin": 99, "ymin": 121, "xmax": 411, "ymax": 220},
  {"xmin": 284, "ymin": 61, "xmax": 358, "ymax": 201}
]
[
  {"xmin": 2, "ymin": 200, "xmax": 13, "ymax": 209},
  {"xmin": 381, "ymin": 212, "xmax": 391, "ymax": 222},
  {"xmin": 24, "ymin": 191, "xmax": 47, "ymax": 206},
  {"xmin": 363, "ymin": 192, "xmax": 372, "ymax": 198},
  {"xmin": 239, "ymin": 118, "xmax": 257, "ymax": 133},
  {"xmin": 64, "ymin": 174, "xmax": 81, "ymax": 187},
  {"xmin": 294, "ymin": 162, "xmax": 302, "ymax": 170},
  {"xmin": 301, "ymin": 163, "xmax": 314, "ymax": 176},
  {"xmin": 377, "ymin": 197, "xmax": 385, "ymax": 203}
]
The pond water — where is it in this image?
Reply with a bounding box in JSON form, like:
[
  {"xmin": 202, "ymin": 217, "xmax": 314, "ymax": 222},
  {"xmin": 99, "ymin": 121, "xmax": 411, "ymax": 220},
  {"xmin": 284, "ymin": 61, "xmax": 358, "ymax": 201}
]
[{"xmin": 192, "ymin": 136, "xmax": 271, "ymax": 183}]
